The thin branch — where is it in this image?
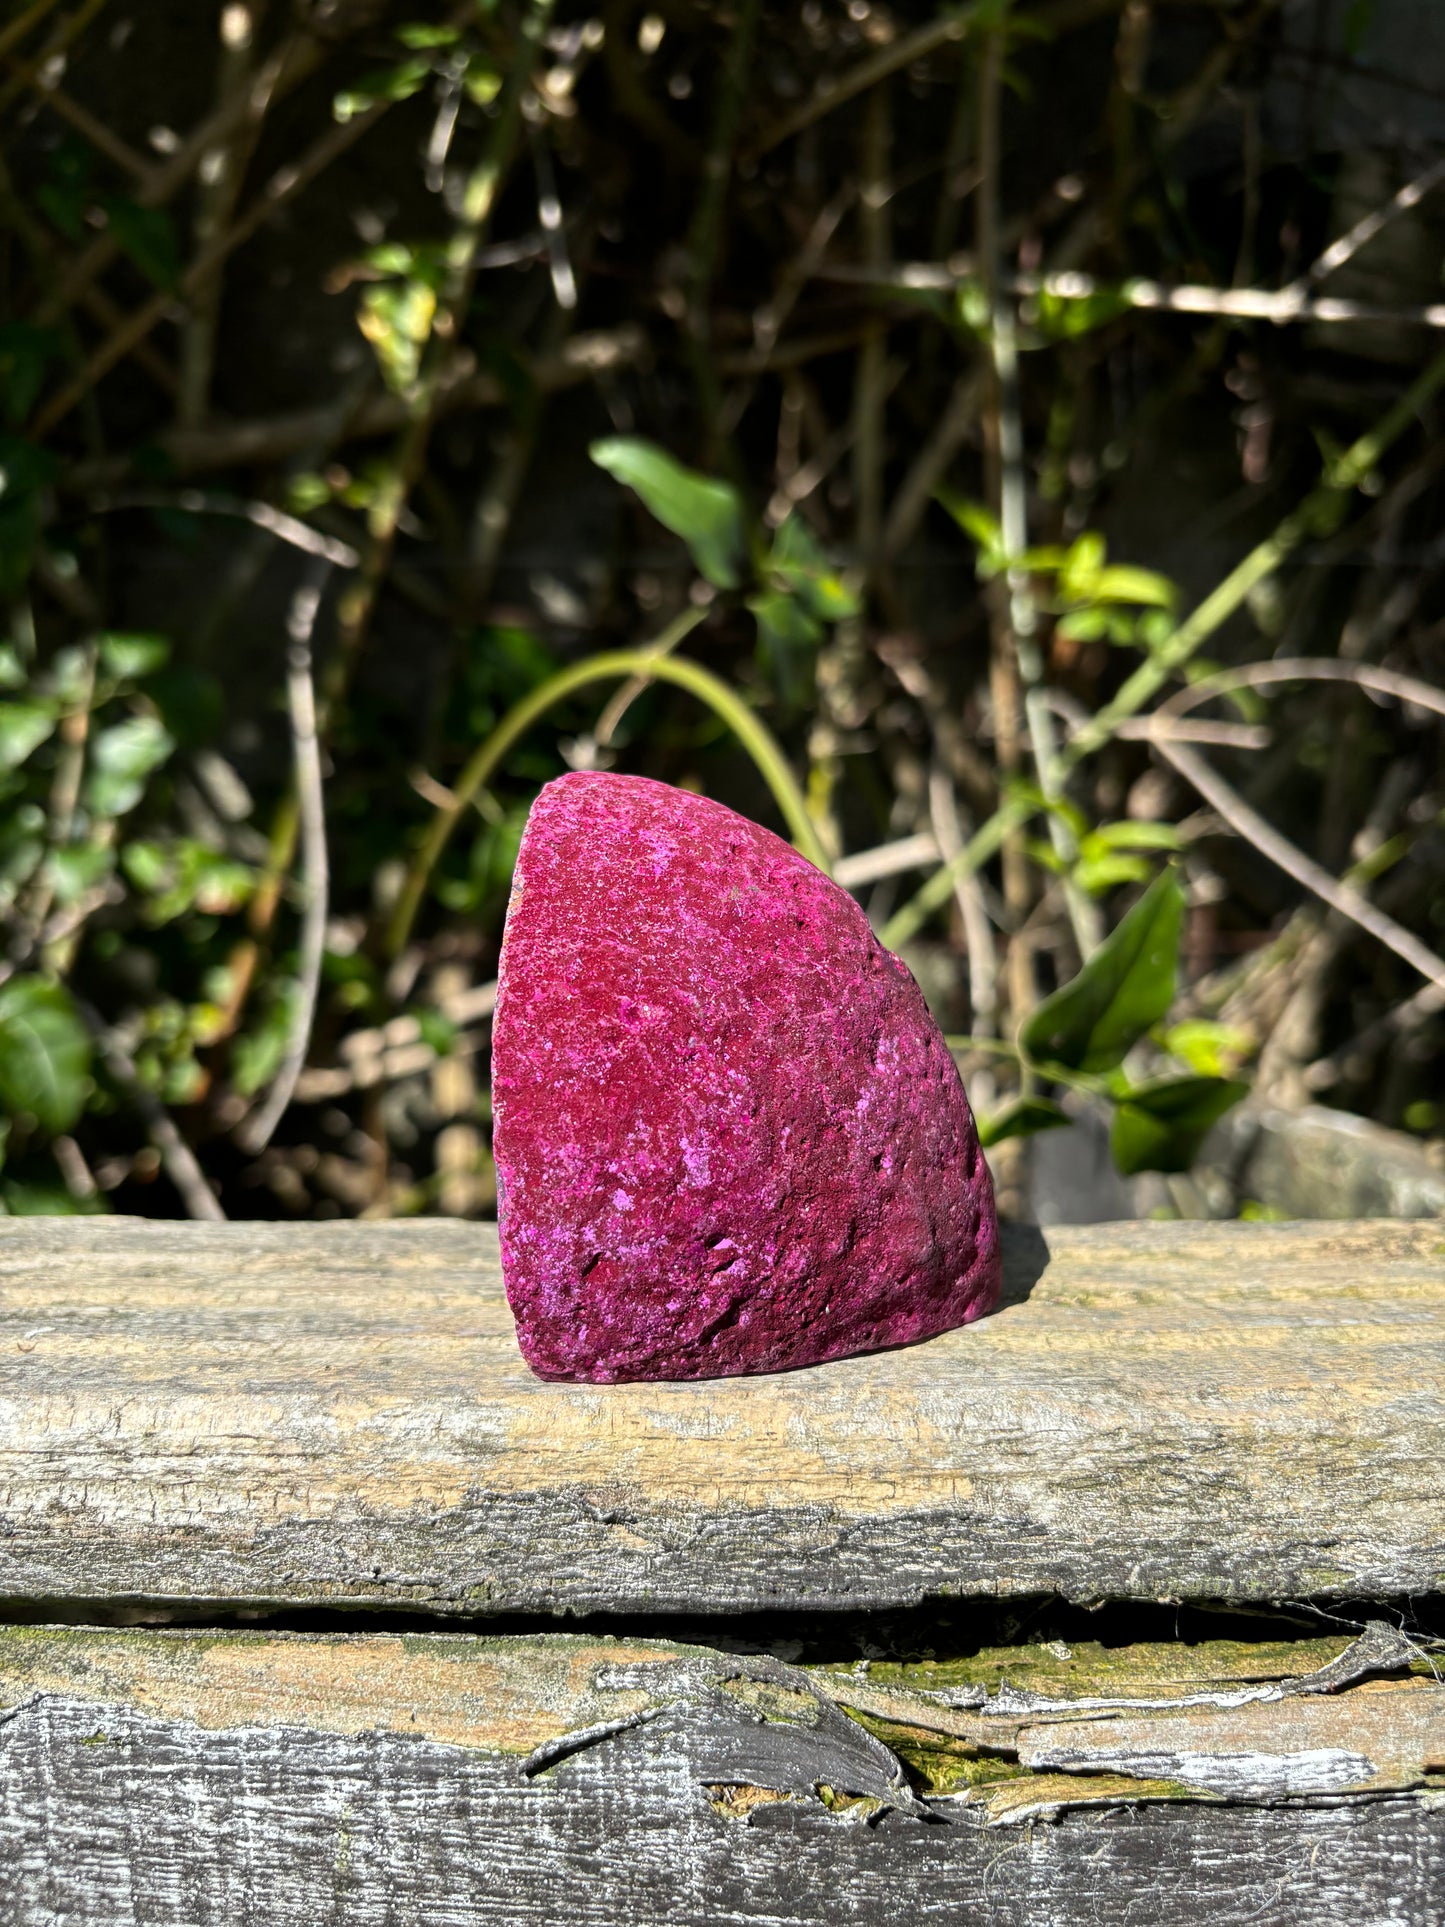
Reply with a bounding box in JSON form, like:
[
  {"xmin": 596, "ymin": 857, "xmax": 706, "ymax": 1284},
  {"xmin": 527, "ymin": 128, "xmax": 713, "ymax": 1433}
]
[
  {"xmin": 1155, "ymin": 657, "xmax": 1445, "ymax": 725},
  {"xmin": 235, "ymin": 566, "xmax": 331, "ymax": 1154},
  {"xmin": 84, "ymin": 490, "xmax": 360, "ymax": 567},
  {"xmin": 832, "ymin": 263, "xmax": 1445, "ymax": 332},
  {"xmin": 1151, "ymin": 738, "xmax": 1445, "ymax": 997},
  {"xmin": 1306, "ymin": 152, "xmax": 1445, "ymax": 286},
  {"xmin": 929, "ymin": 768, "xmax": 999, "ymax": 1035},
  {"xmin": 832, "ymin": 832, "xmax": 941, "ymax": 891},
  {"xmin": 79, "ymin": 1002, "xmax": 226, "ymax": 1221}
]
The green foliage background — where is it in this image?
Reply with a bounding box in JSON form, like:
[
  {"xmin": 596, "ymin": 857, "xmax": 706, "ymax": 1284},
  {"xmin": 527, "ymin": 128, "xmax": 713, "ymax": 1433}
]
[{"xmin": 0, "ymin": 0, "xmax": 1441, "ymax": 1220}]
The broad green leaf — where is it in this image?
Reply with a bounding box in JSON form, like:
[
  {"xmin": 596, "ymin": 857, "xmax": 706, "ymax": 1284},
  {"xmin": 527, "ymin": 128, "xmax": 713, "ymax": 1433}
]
[
  {"xmin": 99, "ymin": 633, "xmax": 170, "ymax": 681},
  {"xmin": 1055, "ymin": 606, "xmax": 1110, "ymax": 644},
  {"xmin": 43, "ymin": 843, "xmax": 114, "ymax": 905},
  {"xmin": 0, "ymin": 700, "xmax": 56, "ymax": 770},
  {"xmin": 976, "ymin": 1096, "xmax": 1070, "ymax": 1149},
  {"xmin": 590, "ymin": 438, "xmax": 746, "ymax": 589},
  {"xmin": 1021, "ymin": 867, "xmax": 1185, "ymax": 1074},
  {"xmin": 1083, "ymin": 820, "xmax": 1185, "ymax": 856},
  {"xmin": 0, "ymin": 975, "xmax": 92, "ymax": 1133},
  {"xmin": 1092, "ymin": 563, "xmax": 1177, "ymax": 609},
  {"xmin": 1162, "ymin": 1019, "xmax": 1254, "ymax": 1077},
  {"xmin": 1074, "ymin": 851, "xmax": 1152, "ymax": 896},
  {"xmin": 766, "ymin": 516, "xmax": 859, "ymax": 621},
  {"xmin": 1058, "ymin": 531, "xmax": 1106, "ymax": 597},
  {"xmin": 0, "ymin": 644, "xmax": 25, "ymax": 690},
  {"xmin": 84, "ymin": 714, "xmax": 175, "ymax": 817},
  {"xmin": 1109, "ymin": 1074, "xmax": 1248, "ymax": 1175}
]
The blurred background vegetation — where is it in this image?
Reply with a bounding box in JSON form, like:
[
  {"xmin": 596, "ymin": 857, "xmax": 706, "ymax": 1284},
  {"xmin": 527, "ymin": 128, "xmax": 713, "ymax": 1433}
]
[{"xmin": 0, "ymin": 0, "xmax": 1443, "ymax": 1225}]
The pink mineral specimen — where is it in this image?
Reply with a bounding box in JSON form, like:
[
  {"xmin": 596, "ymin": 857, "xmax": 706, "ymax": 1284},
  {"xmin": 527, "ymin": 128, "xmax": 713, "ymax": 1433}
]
[{"xmin": 491, "ymin": 771, "xmax": 1000, "ymax": 1382}]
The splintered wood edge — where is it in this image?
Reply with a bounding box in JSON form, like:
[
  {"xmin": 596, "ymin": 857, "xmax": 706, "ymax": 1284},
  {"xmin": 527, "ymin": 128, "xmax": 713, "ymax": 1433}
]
[
  {"xmin": 1, "ymin": 1216, "xmax": 1442, "ymax": 1611},
  {"xmin": 2, "ymin": 1626, "xmax": 1441, "ymax": 1823}
]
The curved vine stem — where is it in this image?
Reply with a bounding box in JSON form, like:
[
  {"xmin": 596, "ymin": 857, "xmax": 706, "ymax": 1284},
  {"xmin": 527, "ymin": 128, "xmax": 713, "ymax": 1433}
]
[{"xmin": 386, "ymin": 632, "xmax": 827, "ymax": 959}]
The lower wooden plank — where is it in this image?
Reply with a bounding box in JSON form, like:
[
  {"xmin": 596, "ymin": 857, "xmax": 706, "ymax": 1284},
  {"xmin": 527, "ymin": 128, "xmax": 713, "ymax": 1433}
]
[
  {"xmin": 2, "ymin": 1685, "xmax": 1440, "ymax": 1926},
  {"xmin": 2, "ymin": 1217, "xmax": 1443, "ymax": 1613},
  {"xmin": 2, "ymin": 1627, "xmax": 1443, "ymax": 1923}
]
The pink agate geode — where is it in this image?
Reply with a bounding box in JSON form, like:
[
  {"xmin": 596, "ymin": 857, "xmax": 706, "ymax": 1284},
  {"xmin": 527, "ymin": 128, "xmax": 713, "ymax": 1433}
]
[{"xmin": 491, "ymin": 772, "xmax": 1000, "ymax": 1381}]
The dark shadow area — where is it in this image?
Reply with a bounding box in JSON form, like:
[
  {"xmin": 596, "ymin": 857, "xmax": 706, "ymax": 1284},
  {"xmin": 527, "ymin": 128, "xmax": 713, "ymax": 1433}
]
[
  {"xmin": 3, "ymin": 1591, "xmax": 1438, "ymax": 1664},
  {"xmin": 996, "ymin": 1224, "xmax": 1053, "ymax": 1311}
]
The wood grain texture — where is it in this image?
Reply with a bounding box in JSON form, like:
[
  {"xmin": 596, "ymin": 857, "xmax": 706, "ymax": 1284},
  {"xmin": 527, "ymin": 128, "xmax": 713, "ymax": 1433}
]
[
  {"xmin": 1, "ymin": 1217, "xmax": 1442, "ymax": 1613},
  {"xmin": 1, "ymin": 1627, "xmax": 1442, "ymax": 1926}
]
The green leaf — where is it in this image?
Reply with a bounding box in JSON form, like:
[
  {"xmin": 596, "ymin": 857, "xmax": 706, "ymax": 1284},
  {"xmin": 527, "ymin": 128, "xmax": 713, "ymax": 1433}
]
[
  {"xmin": 976, "ymin": 1096, "xmax": 1070, "ymax": 1149},
  {"xmin": 1055, "ymin": 606, "xmax": 1110, "ymax": 643},
  {"xmin": 1083, "ymin": 820, "xmax": 1185, "ymax": 856},
  {"xmin": 1032, "ymin": 283, "xmax": 1132, "ymax": 340},
  {"xmin": 334, "ymin": 56, "xmax": 432, "ymax": 121},
  {"xmin": 0, "ymin": 700, "xmax": 57, "ymax": 771},
  {"xmin": 766, "ymin": 516, "xmax": 860, "ymax": 621},
  {"xmin": 84, "ymin": 714, "xmax": 175, "ymax": 817},
  {"xmin": 1162, "ymin": 1019, "xmax": 1254, "ymax": 1077},
  {"xmin": 1109, "ymin": 1074, "xmax": 1248, "ymax": 1175},
  {"xmin": 99, "ymin": 633, "xmax": 170, "ymax": 681},
  {"xmin": 395, "ymin": 21, "xmax": 461, "ymax": 46},
  {"xmin": 937, "ymin": 493, "xmax": 1006, "ymax": 575},
  {"xmin": 1021, "ymin": 867, "xmax": 1185, "ymax": 1074},
  {"xmin": 1074, "ymin": 851, "xmax": 1152, "ymax": 896},
  {"xmin": 748, "ymin": 590, "xmax": 823, "ymax": 709},
  {"xmin": 0, "ymin": 976, "xmax": 92, "ymax": 1133},
  {"xmin": 590, "ymin": 438, "xmax": 746, "ymax": 589},
  {"xmin": 43, "ymin": 843, "xmax": 114, "ymax": 905},
  {"xmin": 102, "ymin": 197, "xmax": 180, "ymax": 290},
  {"xmin": 1092, "ymin": 563, "xmax": 1177, "ymax": 609},
  {"xmin": 0, "ymin": 323, "xmax": 61, "ymax": 427}
]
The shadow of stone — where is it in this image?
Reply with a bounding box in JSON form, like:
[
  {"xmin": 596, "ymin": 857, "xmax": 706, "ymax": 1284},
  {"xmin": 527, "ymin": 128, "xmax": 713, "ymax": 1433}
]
[{"xmin": 997, "ymin": 1224, "xmax": 1052, "ymax": 1309}]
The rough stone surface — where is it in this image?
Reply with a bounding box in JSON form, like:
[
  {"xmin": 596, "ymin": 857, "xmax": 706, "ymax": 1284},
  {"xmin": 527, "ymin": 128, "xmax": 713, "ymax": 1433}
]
[{"xmin": 491, "ymin": 772, "xmax": 999, "ymax": 1382}]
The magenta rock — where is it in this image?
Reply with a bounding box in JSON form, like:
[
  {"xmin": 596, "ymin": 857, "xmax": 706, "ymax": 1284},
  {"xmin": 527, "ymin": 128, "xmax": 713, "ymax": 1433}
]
[{"xmin": 491, "ymin": 772, "xmax": 1000, "ymax": 1382}]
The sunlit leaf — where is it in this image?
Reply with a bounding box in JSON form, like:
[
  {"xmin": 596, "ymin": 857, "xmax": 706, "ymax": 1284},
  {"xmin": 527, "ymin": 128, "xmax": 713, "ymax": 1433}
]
[
  {"xmin": 0, "ymin": 975, "xmax": 92, "ymax": 1133},
  {"xmin": 1110, "ymin": 1073, "xmax": 1248, "ymax": 1175},
  {"xmin": 334, "ymin": 57, "xmax": 432, "ymax": 121},
  {"xmin": 43, "ymin": 843, "xmax": 114, "ymax": 906},
  {"xmin": 937, "ymin": 492, "xmax": 1006, "ymax": 575},
  {"xmin": 84, "ymin": 714, "xmax": 175, "ymax": 817},
  {"xmin": 0, "ymin": 700, "xmax": 56, "ymax": 771},
  {"xmin": 590, "ymin": 438, "xmax": 746, "ymax": 589},
  {"xmin": 1021, "ymin": 867, "xmax": 1185, "ymax": 1074},
  {"xmin": 99, "ymin": 634, "xmax": 170, "ymax": 682},
  {"xmin": 1162, "ymin": 1019, "xmax": 1254, "ymax": 1077}
]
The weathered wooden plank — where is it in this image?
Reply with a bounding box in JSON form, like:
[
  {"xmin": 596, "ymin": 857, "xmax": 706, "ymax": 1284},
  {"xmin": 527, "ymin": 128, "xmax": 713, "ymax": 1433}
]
[
  {"xmin": 1, "ymin": 1217, "xmax": 1441, "ymax": 1612},
  {"xmin": 1, "ymin": 1627, "xmax": 1441, "ymax": 1926}
]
